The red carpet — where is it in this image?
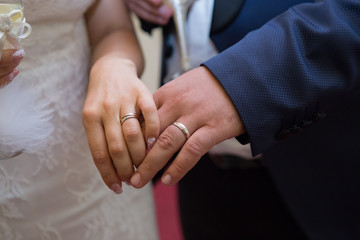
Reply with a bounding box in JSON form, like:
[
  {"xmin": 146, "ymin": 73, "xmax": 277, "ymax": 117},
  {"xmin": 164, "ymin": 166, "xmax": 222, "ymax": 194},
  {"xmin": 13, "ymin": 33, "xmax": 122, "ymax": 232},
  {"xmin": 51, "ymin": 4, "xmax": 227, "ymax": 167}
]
[{"xmin": 153, "ymin": 183, "xmax": 184, "ymax": 240}]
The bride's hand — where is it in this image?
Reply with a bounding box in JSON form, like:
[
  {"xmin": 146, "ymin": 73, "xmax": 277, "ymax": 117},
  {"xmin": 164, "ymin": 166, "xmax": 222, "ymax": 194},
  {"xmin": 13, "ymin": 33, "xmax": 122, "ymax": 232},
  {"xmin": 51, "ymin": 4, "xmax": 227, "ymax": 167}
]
[
  {"xmin": 82, "ymin": 55, "xmax": 159, "ymax": 193},
  {"xmin": 0, "ymin": 49, "xmax": 24, "ymax": 88}
]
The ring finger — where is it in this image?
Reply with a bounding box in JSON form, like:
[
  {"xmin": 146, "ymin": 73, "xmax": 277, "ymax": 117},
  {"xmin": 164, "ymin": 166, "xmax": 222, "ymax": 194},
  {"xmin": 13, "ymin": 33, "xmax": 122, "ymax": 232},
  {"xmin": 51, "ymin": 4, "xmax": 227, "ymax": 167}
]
[
  {"xmin": 103, "ymin": 114, "xmax": 134, "ymax": 182},
  {"xmin": 120, "ymin": 110, "xmax": 147, "ymax": 167}
]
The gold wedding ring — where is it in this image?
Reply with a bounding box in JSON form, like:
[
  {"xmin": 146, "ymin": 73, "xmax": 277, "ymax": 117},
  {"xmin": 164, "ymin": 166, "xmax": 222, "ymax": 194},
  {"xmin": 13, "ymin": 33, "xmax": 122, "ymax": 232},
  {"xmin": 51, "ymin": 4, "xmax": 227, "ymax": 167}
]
[
  {"xmin": 120, "ymin": 113, "xmax": 138, "ymax": 125},
  {"xmin": 172, "ymin": 121, "xmax": 190, "ymax": 140}
]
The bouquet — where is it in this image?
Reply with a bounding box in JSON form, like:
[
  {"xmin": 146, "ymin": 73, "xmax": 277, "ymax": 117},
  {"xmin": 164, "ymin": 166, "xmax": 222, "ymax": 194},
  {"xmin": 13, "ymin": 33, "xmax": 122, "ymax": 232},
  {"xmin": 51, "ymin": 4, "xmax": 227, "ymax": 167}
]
[{"xmin": 0, "ymin": 1, "xmax": 53, "ymax": 160}]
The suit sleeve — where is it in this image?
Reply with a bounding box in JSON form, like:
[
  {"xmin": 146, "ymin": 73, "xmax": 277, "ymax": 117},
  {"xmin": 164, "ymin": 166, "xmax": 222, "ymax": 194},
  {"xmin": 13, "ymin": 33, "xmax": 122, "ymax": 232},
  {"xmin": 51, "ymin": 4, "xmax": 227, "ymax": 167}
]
[{"xmin": 203, "ymin": 0, "xmax": 360, "ymax": 155}]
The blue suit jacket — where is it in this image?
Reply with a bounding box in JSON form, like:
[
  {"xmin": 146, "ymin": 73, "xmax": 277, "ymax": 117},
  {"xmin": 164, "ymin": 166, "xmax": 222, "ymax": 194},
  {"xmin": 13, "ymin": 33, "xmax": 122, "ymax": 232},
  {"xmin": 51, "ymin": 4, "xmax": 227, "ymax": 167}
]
[{"xmin": 204, "ymin": 0, "xmax": 360, "ymax": 239}]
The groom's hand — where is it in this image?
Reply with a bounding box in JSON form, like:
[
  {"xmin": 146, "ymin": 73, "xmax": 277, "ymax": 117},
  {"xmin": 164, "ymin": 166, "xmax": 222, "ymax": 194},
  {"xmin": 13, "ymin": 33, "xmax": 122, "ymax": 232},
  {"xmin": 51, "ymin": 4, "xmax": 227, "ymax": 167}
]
[{"xmin": 130, "ymin": 66, "xmax": 246, "ymax": 188}]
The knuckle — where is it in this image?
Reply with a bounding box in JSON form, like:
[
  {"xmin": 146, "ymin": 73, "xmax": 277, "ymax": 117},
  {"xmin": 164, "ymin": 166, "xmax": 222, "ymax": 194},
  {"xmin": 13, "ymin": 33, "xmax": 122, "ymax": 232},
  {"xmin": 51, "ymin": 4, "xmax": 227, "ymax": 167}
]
[
  {"xmin": 102, "ymin": 99, "xmax": 116, "ymax": 112},
  {"xmin": 92, "ymin": 151, "xmax": 109, "ymax": 166},
  {"xmin": 185, "ymin": 141, "xmax": 202, "ymax": 157},
  {"xmin": 156, "ymin": 132, "xmax": 176, "ymax": 150},
  {"xmin": 141, "ymin": 159, "xmax": 156, "ymax": 173},
  {"xmin": 82, "ymin": 107, "xmax": 98, "ymax": 125},
  {"xmin": 123, "ymin": 126, "xmax": 141, "ymax": 142},
  {"xmin": 141, "ymin": 101, "xmax": 155, "ymax": 114},
  {"xmin": 169, "ymin": 94, "xmax": 182, "ymax": 106},
  {"xmin": 172, "ymin": 161, "xmax": 187, "ymax": 175},
  {"xmin": 108, "ymin": 142, "xmax": 126, "ymax": 157}
]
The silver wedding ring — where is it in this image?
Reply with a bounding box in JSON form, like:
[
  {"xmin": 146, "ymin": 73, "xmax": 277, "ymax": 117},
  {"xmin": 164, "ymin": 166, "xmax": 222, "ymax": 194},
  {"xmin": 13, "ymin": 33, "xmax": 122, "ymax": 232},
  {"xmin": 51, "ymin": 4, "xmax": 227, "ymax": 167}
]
[
  {"xmin": 120, "ymin": 113, "xmax": 138, "ymax": 125},
  {"xmin": 172, "ymin": 121, "xmax": 190, "ymax": 139}
]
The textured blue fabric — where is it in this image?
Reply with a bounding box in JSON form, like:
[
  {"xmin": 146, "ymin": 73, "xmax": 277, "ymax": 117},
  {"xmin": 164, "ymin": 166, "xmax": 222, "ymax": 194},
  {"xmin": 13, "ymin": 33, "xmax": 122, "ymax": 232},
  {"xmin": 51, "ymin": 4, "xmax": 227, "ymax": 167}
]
[
  {"xmin": 211, "ymin": 0, "xmax": 313, "ymax": 52},
  {"xmin": 204, "ymin": 0, "xmax": 360, "ymax": 239}
]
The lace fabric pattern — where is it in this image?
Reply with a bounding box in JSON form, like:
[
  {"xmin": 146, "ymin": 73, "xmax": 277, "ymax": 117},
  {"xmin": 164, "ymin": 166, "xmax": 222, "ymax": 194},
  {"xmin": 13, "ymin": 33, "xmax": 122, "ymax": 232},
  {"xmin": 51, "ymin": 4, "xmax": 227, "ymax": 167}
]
[{"xmin": 0, "ymin": 0, "xmax": 159, "ymax": 239}]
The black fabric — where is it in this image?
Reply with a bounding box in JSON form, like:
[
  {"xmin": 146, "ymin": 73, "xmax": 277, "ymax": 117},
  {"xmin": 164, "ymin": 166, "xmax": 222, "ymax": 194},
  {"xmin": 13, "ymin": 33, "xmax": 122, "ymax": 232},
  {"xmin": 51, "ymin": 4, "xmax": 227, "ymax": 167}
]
[
  {"xmin": 139, "ymin": 18, "xmax": 175, "ymax": 85},
  {"xmin": 139, "ymin": 19, "xmax": 159, "ymax": 34},
  {"xmin": 178, "ymin": 154, "xmax": 308, "ymax": 240},
  {"xmin": 211, "ymin": 0, "xmax": 245, "ymax": 34}
]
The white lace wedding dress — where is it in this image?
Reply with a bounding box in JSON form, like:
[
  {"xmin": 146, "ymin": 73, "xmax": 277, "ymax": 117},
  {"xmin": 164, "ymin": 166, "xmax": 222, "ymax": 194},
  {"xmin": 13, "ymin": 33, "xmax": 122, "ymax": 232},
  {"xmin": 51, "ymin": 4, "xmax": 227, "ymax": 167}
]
[{"xmin": 0, "ymin": 0, "xmax": 159, "ymax": 239}]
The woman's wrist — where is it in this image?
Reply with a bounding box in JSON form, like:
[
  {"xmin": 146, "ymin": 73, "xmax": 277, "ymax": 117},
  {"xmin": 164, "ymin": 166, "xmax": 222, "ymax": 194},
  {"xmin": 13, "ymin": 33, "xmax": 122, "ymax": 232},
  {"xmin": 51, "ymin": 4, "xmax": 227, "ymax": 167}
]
[{"xmin": 90, "ymin": 55, "xmax": 139, "ymax": 80}]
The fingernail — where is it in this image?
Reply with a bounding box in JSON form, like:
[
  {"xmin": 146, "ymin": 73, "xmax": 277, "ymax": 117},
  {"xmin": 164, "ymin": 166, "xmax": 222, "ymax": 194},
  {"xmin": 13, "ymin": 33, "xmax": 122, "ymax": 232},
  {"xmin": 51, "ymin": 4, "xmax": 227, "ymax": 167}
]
[
  {"xmin": 131, "ymin": 173, "xmax": 141, "ymax": 186},
  {"xmin": 158, "ymin": 6, "xmax": 172, "ymax": 24},
  {"xmin": 12, "ymin": 49, "xmax": 25, "ymax": 62},
  {"xmin": 9, "ymin": 68, "xmax": 19, "ymax": 81},
  {"xmin": 147, "ymin": 137, "xmax": 156, "ymax": 150},
  {"xmin": 161, "ymin": 174, "xmax": 172, "ymax": 185},
  {"xmin": 110, "ymin": 183, "xmax": 123, "ymax": 194},
  {"xmin": 159, "ymin": 5, "xmax": 172, "ymax": 17}
]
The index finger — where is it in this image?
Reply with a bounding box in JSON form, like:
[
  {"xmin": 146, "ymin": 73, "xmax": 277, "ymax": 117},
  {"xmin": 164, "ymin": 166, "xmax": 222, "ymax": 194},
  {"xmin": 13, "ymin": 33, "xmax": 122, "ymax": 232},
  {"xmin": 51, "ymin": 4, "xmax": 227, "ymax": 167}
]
[
  {"xmin": 130, "ymin": 123, "xmax": 186, "ymax": 188},
  {"xmin": 137, "ymin": 89, "xmax": 160, "ymax": 151}
]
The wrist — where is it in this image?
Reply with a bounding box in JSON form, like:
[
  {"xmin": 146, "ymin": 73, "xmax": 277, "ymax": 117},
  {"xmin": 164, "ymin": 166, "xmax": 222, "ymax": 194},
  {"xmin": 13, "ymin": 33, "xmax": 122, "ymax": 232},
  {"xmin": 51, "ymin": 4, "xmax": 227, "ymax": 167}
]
[{"xmin": 91, "ymin": 55, "xmax": 138, "ymax": 78}]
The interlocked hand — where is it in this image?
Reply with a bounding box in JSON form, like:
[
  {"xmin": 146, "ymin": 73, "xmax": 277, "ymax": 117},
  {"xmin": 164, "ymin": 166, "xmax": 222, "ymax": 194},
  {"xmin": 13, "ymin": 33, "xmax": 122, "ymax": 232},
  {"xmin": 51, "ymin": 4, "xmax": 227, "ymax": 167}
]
[{"xmin": 130, "ymin": 66, "xmax": 246, "ymax": 187}]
